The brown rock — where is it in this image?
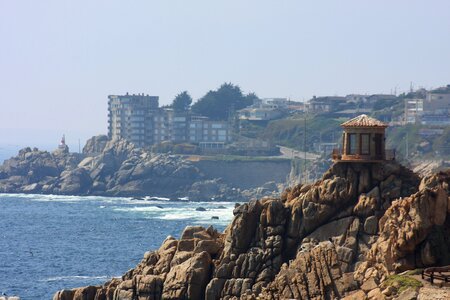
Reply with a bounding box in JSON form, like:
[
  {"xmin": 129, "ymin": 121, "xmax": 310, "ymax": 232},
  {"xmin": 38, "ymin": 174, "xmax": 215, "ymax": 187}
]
[
  {"xmin": 261, "ymin": 242, "xmax": 343, "ymax": 299},
  {"xmin": 396, "ymin": 287, "xmax": 418, "ymax": 300},
  {"xmin": 342, "ymin": 290, "xmax": 368, "ymax": 300},
  {"xmin": 135, "ymin": 275, "xmax": 164, "ymax": 300},
  {"xmin": 195, "ymin": 240, "xmax": 222, "ymax": 256},
  {"xmin": 181, "ymin": 226, "xmax": 205, "ymax": 240},
  {"xmin": 72, "ymin": 286, "xmax": 98, "ymax": 300},
  {"xmin": 361, "ymin": 278, "xmax": 378, "ymax": 292},
  {"xmin": 53, "ymin": 290, "xmax": 75, "ymax": 300},
  {"xmin": 162, "ymin": 251, "xmax": 212, "ymax": 300},
  {"xmin": 354, "ymin": 194, "xmax": 378, "ymax": 217},
  {"xmin": 364, "ymin": 216, "xmax": 378, "ymax": 235},
  {"xmin": 364, "ymin": 176, "xmax": 450, "ymax": 272},
  {"xmin": 367, "ymin": 287, "xmax": 385, "ymax": 300}
]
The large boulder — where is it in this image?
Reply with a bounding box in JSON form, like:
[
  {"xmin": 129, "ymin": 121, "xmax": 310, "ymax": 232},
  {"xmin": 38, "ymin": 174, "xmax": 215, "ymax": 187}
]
[
  {"xmin": 82, "ymin": 135, "xmax": 109, "ymax": 156},
  {"xmin": 55, "ymin": 168, "xmax": 93, "ymax": 194},
  {"xmin": 162, "ymin": 251, "xmax": 212, "ymax": 299}
]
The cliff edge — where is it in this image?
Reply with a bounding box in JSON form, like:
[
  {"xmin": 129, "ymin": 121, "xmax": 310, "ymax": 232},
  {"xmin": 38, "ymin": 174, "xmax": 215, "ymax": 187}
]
[{"xmin": 53, "ymin": 161, "xmax": 450, "ymax": 299}]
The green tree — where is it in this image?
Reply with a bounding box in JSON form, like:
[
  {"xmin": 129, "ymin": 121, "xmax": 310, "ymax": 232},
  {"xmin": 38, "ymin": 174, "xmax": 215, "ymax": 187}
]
[
  {"xmin": 172, "ymin": 91, "xmax": 192, "ymax": 112},
  {"xmin": 191, "ymin": 83, "xmax": 256, "ymax": 120}
]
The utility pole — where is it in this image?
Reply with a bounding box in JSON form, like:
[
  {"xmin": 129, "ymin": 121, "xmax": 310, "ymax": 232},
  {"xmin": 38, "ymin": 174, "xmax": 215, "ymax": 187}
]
[
  {"xmin": 304, "ymin": 114, "xmax": 307, "ymax": 183},
  {"xmin": 405, "ymin": 132, "xmax": 409, "ymax": 160},
  {"xmin": 78, "ymin": 139, "xmax": 81, "ymax": 153}
]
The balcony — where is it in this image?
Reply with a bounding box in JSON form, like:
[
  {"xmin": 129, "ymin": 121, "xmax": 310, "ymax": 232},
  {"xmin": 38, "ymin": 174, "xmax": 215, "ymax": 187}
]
[{"xmin": 332, "ymin": 148, "xmax": 395, "ymax": 162}]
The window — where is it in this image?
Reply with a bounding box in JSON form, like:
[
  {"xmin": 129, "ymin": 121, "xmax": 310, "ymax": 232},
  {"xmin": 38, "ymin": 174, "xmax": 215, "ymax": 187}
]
[
  {"xmin": 361, "ymin": 134, "xmax": 370, "ymax": 155},
  {"xmin": 348, "ymin": 133, "xmax": 357, "ymax": 155},
  {"xmin": 374, "ymin": 134, "xmax": 382, "ymax": 156}
]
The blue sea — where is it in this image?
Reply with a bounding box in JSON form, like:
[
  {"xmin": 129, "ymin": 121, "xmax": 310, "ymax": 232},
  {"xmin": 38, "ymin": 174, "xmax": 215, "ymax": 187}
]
[{"xmin": 0, "ymin": 194, "xmax": 235, "ymax": 299}]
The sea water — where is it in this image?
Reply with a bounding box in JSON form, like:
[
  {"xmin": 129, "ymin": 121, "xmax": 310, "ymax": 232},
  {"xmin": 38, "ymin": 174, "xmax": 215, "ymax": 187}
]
[{"xmin": 0, "ymin": 194, "xmax": 236, "ymax": 299}]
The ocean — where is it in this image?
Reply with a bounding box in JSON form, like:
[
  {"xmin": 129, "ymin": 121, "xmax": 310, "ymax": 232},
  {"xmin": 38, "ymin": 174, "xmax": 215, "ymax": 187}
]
[{"xmin": 0, "ymin": 194, "xmax": 236, "ymax": 299}]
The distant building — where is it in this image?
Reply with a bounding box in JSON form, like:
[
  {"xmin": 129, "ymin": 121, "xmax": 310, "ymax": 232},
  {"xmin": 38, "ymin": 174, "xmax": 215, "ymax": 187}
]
[
  {"xmin": 419, "ymin": 128, "xmax": 444, "ymax": 138},
  {"xmin": 404, "ymin": 98, "xmax": 423, "ymax": 124},
  {"xmin": 421, "ymin": 113, "xmax": 450, "ymax": 126},
  {"xmin": 260, "ymin": 98, "xmax": 289, "ymax": 108},
  {"xmin": 108, "ymin": 94, "xmax": 232, "ymax": 147},
  {"xmin": 108, "ymin": 93, "xmax": 159, "ymax": 147},
  {"xmin": 238, "ymin": 107, "xmax": 285, "ymax": 121},
  {"xmin": 423, "ymin": 86, "xmax": 450, "ymax": 116},
  {"xmin": 238, "ymin": 98, "xmax": 288, "ymax": 121},
  {"xmin": 306, "ymin": 96, "xmax": 347, "ymax": 113},
  {"xmin": 189, "ymin": 116, "xmax": 232, "ymax": 144},
  {"xmin": 345, "ymin": 94, "xmax": 368, "ymax": 104},
  {"xmin": 366, "ymin": 94, "xmax": 396, "ymax": 104}
]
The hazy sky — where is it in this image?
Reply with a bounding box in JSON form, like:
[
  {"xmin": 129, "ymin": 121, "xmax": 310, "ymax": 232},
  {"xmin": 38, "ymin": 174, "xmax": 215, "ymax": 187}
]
[{"xmin": 1, "ymin": 0, "xmax": 450, "ymax": 148}]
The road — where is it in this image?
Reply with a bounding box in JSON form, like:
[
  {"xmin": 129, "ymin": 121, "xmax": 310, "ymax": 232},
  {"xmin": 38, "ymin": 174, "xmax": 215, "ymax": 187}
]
[{"xmin": 277, "ymin": 145, "xmax": 320, "ymax": 160}]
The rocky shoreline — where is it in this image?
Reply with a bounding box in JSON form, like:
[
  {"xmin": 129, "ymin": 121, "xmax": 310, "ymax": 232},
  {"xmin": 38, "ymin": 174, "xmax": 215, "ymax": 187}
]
[
  {"xmin": 52, "ymin": 161, "xmax": 450, "ymax": 299},
  {"xmin": 0, "ymin": 136, "xmax": 283, "ymax": 201}
]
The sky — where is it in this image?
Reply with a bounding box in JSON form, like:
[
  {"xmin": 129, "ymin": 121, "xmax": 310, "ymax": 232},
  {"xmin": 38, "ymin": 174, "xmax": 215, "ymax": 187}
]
[{"xmin": 1, "ymin": 0, "xmax": 450, "ymax": 149}]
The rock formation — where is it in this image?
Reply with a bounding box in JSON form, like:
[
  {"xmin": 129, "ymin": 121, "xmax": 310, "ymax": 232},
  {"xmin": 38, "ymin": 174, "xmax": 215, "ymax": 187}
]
[
  {"xmin": 53, "ymin": 161, "xmax": 450, "ymax": 299},
  {"xmin": 0, "ymin": 136, "xmax": 280, "ymax": 200}
]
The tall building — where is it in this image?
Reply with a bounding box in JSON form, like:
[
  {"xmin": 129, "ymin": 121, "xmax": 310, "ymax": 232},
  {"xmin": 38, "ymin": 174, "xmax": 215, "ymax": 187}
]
[
  {"xmin": 108, "ymin": 93, "xmax": 159, "ymax": 147},
  {"xmin": 404, "ymin": 98, "xmax": 423, "ymax": 124},
  {"xmin": 108, "ymin": 94, "xmax": 232, "ymax": 148}
]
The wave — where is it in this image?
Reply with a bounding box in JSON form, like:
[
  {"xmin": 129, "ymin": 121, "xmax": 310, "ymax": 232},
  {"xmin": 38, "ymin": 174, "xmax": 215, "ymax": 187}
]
[
  {"xmin": 111, "ymin": 202, "xmax": 235, "ymax": 225},
  {"xmin": 0, "ymin": 193, "xmax": 177, "ymax": 204}
]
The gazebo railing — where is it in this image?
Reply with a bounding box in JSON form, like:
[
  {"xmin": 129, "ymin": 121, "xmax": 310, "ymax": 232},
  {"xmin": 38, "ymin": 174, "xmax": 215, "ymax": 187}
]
[{"xmin": 331, "ymin": 148, "xmax": 396, "ymax": 161}]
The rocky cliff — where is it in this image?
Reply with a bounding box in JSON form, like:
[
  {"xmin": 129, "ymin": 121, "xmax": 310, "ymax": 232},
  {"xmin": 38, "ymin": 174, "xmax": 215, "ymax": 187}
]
[
  {"xmin": 53, "ymin": 161, "xmax": 450, "ymax": 299},
  {"xmin": 0, "ymin": 136, "xmax": 282, "ymax": 200}
]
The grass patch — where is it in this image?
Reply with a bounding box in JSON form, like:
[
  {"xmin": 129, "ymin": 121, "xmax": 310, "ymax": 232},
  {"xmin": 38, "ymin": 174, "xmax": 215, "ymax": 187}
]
[{"xmin": 382, "ymin": 275, "xmax": 423, "ymax": 294}]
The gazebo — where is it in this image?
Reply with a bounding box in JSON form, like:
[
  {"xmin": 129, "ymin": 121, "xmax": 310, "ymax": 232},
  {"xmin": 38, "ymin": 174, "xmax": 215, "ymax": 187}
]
[{"xmin": 332, "ymin": 114, "xmax": 395, "ymax": 162}]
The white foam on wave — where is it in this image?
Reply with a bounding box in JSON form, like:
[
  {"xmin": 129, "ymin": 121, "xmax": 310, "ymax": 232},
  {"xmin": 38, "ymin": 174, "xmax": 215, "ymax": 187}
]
[
  {"xmin": 1, "ymin": 193, "xmax": 237, "ymax": 225},
  {"xmin": 0, "ymin": 193, "xmax": 123, "ymax": 203},
  {"xmin": 113, "ymin": 205, "xmax": 168, "ymax": 213},
  {"xmin": 0, "ymin": 193, "xmax": 171, "ymax": 205},
  {"xmin": 144, "ymin": 196, "xmax": 171, "ymax": 201},
  {"xmin": 111, "ymin": 201, "xmax": 236, "ymax": 225},
  {"xmin": 158, "ymin": 206, "xmax": 235, "ymax": 225}
]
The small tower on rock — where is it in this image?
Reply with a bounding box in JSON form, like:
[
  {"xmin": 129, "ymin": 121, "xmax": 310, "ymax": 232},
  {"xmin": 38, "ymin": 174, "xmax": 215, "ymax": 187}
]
[
  {"xmin": 57, "ymin": 134, "xmax": 69, "ymax": 154},
  {"xmin": 332, "ymin": 114, "xmax": 395, "ymax": 162}
]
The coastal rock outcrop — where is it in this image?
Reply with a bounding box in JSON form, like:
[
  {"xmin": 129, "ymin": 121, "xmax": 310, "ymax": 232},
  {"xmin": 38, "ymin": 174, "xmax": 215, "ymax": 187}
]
[
  {"xmin": 0, "ymin": 136, "xmax": 280, "ymax": 200},
  {"xmin": 54, "ymin": 161, "xmax": 450, "ymax": 299},
  {"xmin": 82, "ymin": 135, "xmax": 109, "ymax": 156},
  {"xmin": 0, "ymin": 147, "xmax": 83, "ymax": 194}
]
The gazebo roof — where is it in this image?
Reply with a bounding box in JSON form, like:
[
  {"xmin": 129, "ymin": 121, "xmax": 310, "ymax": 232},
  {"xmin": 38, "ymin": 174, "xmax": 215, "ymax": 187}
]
[{"xmin": 341, "ymin": 114, "xmax": 388, "ymax": 128}]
